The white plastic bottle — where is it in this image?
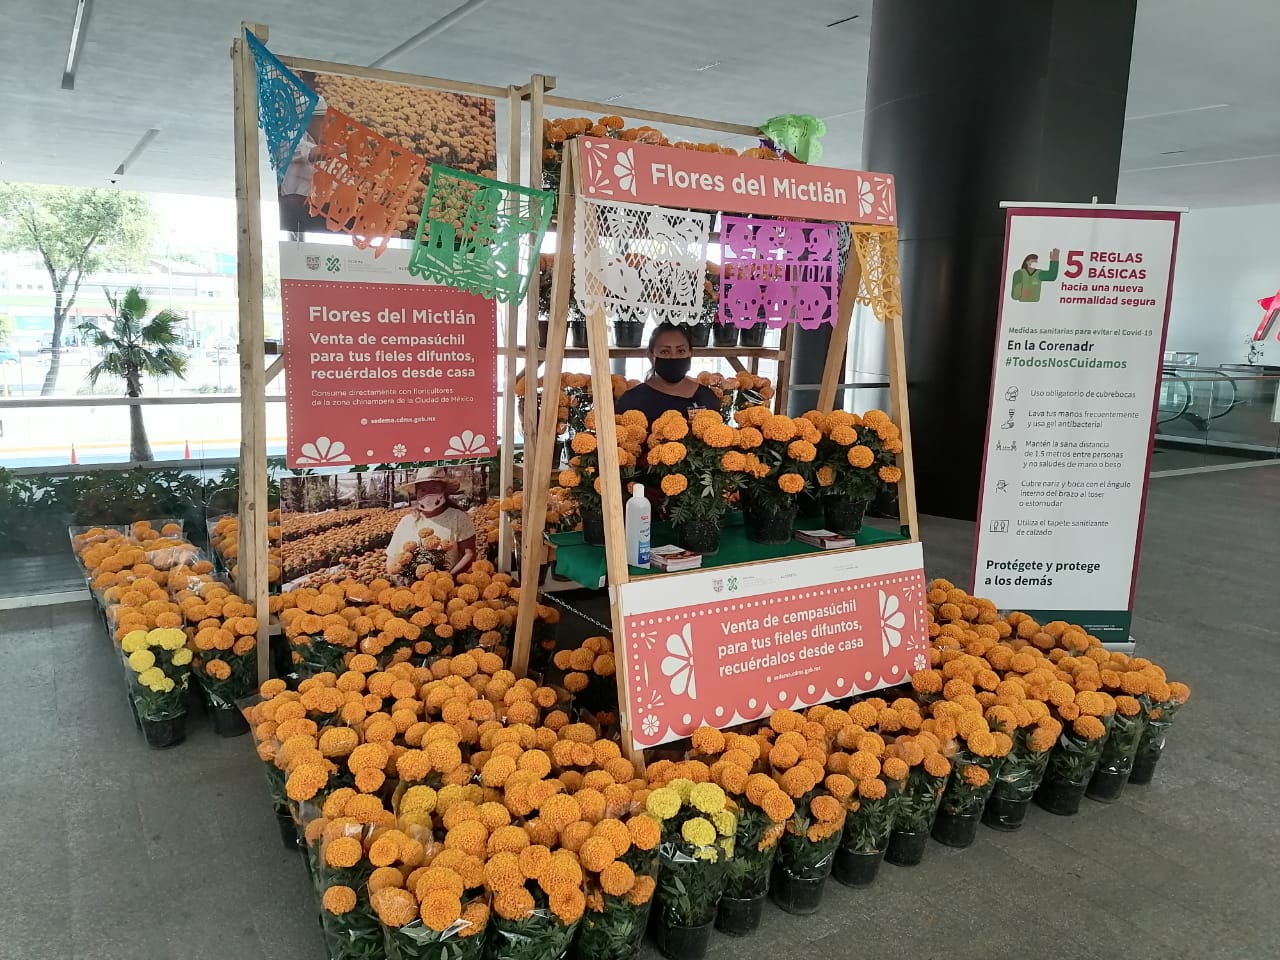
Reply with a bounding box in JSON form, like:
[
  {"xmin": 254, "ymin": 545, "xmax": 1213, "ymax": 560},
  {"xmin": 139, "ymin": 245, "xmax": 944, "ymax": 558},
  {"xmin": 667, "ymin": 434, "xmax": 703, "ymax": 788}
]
[{"xmin": 625, "ymin": 483, "xmax": 652, "ymax": 568}]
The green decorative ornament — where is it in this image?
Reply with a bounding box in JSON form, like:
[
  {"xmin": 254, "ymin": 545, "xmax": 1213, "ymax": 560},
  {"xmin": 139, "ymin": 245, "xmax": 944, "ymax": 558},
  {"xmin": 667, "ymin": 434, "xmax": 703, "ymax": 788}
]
[
  {"xmin": 760, "ymin": 114, "xmax": 828, "ymax": 164},
  {"xmin": 408, "ymin": 166, "xmax": 554, "ymax": 303}
]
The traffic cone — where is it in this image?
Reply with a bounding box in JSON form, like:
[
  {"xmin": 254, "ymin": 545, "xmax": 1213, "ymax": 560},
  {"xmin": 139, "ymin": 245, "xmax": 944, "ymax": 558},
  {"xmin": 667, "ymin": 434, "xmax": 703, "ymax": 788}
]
[
  {"xmin": 184, "ymin": 440, "xmax": 191, "ymax": 459},
  {"xmin": 70, "ymin": 444, "xmax": 78, "ymax": 465}
]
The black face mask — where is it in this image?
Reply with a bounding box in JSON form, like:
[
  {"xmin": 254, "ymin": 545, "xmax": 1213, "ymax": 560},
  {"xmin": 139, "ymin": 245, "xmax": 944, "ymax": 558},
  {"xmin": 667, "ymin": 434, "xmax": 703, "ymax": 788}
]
[{"xmin": 653, "ymin": 356, "xmax": 691, "ymax": 384}]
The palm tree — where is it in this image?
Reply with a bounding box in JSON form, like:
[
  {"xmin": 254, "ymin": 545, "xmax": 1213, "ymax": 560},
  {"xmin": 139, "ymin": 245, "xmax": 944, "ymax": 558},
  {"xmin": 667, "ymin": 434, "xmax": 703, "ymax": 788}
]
[{"xmin": 79, "ymin": 287, "xmax": 189, "ymax": 462}]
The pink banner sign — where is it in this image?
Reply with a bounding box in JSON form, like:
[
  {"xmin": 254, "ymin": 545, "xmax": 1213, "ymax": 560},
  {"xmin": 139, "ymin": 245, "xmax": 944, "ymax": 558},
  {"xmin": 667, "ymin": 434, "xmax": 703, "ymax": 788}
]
[
  {"xmin": 617, "ymin": 542, "xmax": 929, "ymax": 749},
  {"xmin": 719, "ymin": 216, "xmax": 838, "ymax": 329},
  {"xmin": 576, "ymin": 136, "xmax": 896, "ymax": 224}
]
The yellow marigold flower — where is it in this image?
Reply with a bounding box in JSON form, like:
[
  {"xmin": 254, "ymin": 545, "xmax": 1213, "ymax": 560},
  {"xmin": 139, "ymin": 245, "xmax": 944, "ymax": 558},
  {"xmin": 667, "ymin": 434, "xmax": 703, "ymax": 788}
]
[
  {"xmin": 322, "ymin": 885, "xmax": 357, "ymax": 915},
  {"xmin": 689, "ymin": 782, "xmax": 726, "ymax": 815},
  {"xmin": 710, "ymin": 809, "xmax": 737, "ymax": 837},
  {"xmin": 137, "ymin": 666, "xmax": 166, "ymax": 690},
  {"xmin": 681, "ymin": 817, "xmax": 716, "ymax": 847},
  {"xmin": 127, "ymin": 649, "xmax": 156, "ymax": 673},
  {"xmin": 645, "ymin": 787, "xmax": 680, "ymax": 821},
  {"xmin": 847, "ymin": 445, "xmax": 874, "ymax": 469},
  {"xmin": 777, "ymin": 472, "xmax": 805, "ymax": 495},
  {"xmin": 171, "ymin": 647, "xmax": 193, "ymax": 666}
]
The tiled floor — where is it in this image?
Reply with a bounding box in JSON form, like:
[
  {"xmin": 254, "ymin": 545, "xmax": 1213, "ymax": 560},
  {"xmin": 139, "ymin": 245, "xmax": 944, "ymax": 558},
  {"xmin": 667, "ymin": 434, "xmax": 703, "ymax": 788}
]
[{"xmin": 2, "ymin": 465, "xmax": 1278, "ymax": 960}]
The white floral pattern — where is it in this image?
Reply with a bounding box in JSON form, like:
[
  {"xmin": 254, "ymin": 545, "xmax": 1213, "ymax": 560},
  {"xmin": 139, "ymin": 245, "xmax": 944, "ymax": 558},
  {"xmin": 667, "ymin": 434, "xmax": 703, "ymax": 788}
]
[
  {"xmin": 613, "ymin": 150, "xmax": 636, "ymax": 195},
  {"xmin": 444, "ymin": 430, "xmax": 491, "ymax": 456},
  {"xmin": 295, "ymin": 436, "xmax": 351, "ymax": 465},
  {"xmin": 575, "ymin": 197, "xmax": 709, "ymax": 326},
  {"xmin": 392, "ymin": 443, "xmax": 407, "ymax": 458},
  {"xmin": 857, "ymin": 176, "xmax": 875, "ymax": 218},
  {"xmin": 659, "ymin": 622, "xmax": 697, "ymax": 699},
  {"xmin": 879, "ymin": 589, "xmax": 905, "ymax": 656},
  {"xmin": 913, "ymin": 652, "xmax": 928, "ymax": 672},
  {"xmin": 641, "ymin": 714, "xmax": 660, "ymax": 737}
]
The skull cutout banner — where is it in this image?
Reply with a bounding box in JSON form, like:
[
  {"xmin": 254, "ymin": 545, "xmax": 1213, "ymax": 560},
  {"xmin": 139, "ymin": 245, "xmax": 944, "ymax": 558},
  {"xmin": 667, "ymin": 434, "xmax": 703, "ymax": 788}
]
[
  {"xmin": 574, "ymin": 198, "xmax": 711, "ymax": 326},
  {"xmin": 407, "ymin": 166, "xmax": 554, "ymax": 303},
  {"xmin": 719, "ymin": 216, "xmax": 838, "ymax": 329},
  {"xmin": 306, "ymin": 108, "xmax": 426, "ymax": 257}
]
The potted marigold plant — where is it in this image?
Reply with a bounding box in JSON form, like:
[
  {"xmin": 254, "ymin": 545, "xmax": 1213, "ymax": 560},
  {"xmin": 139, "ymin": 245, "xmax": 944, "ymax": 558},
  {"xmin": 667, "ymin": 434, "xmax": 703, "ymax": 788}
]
[
  {"xmin": 884, "ymin": 747, "xmax": 951, "ymax": 867},
  {"xmin": 557, "ymin": 411, "xmax": 644, "ymax": 546},
  {"xmin": 807, "ymin": 408, "xmax": 904, "ymax": 537},
  {"xmin": 646, "ymin": 781, "xmax": 735, "ymax": 960},
  {"xmin": 372, "ymin": 859, "xmax": 490, "ymax": 960},
  {"xmin": 983, "ymin": 714, "xmax": 1062, "ymax": 832},
  {"xmin": 485, "ymin": 846, "xmax": 586, "ymax": 960},
  {"xmin": 1087, "ymin": 694, "xmax": 1148, "ymax": 802},
  {"xmin": 1036, "ymin": 698, "xmax": 1115, "ymax": 816},
  {"xmin": 932, "ymin": 730, "xmax": 1011, "ymax": 849},
  {"xmin": 772, "ymin": 785, "xmax": 846, "ymax": 914},
  {"xmin": 1129, "ymin": 679, "xmax": 1191, "ymax": 785},
  {"xmin": 571, "ymin": 817, "xmax": 660, "ymax": 960},
  {"xmin": 645, "ymin": 409, "xmax": 744, "ymax": 555},
  {"xmin": 832, "ymin": 762, "xmax": 897, "ymax": 887},
  {"xmin": 732, "ymin": 408, "xmax": 818, "ymax": 544},
  {"xmin": 192, "ymin": 615, "xmax": 257, "ymax": 737},
  {"xmin": 121, "ymin": 626, "xmax": 193, "ymax": 748}
]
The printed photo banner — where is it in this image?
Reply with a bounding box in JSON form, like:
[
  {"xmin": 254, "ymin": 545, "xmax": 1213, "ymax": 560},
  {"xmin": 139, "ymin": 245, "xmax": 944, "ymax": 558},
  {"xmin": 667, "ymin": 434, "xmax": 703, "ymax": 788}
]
[
  {"xmin": 244, "ymin": 30, "xmax": 319, "ymax": 185},
  {"xmin": 618, "ymin": 541, "xmax": 929, "ymax": 749},
  {"xmin": 577, "ymin": 136, "xmax": 895, "ymax": 225},
  {"xmin": 719, "ymin": 216, "xmax": 838, "ymax": 329},
  {"xmin": 574, "ymin": 197, "xmax": 711, "ymax": 325},
  {"xmin": 408, "ymin": 166, "xmax": 554, "ymax": 303},
  {"xmin": 306, "ymin": 109, "xmax": 427, "ymax": 257}
]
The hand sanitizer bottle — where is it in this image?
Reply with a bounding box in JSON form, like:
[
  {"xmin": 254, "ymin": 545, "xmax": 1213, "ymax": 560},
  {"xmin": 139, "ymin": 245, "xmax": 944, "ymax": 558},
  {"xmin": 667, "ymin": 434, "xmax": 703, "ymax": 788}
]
[{"xmin": 625, "ymin": 483, "xmax": 651, "ymax": 568}]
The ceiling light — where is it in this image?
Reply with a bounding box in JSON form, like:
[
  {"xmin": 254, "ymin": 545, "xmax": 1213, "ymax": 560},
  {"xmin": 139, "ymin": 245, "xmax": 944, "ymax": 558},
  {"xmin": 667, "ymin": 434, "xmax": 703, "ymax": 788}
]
[
  {"xmin": 112, "ymin": 128, "xmax": 161, "ymax": 179},
  {"xmin": 370, "ymin": 0, "xmax": 496, "ymax": 68},
  {"xmin": 694, "ymin": 61, "xmax": 721, "ymax": 72},
  {"xmin": 61, "ymin": 0, "xmax": 96, "ymax": 90},
  {"xmin": 826, "ymin": 14, "xmax": 860, "ymax": 27},
  {"xmin": 1126, "ymin": 103, "xmax": 1229, "ymax": 121}
]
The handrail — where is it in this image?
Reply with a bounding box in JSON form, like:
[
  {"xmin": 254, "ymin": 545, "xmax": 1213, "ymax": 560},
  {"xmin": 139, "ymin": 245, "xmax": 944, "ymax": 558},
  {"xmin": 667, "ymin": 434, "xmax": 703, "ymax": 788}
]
[{"xmin": 0, "ymin": 395, "xmax": 285, "ymax": 409}]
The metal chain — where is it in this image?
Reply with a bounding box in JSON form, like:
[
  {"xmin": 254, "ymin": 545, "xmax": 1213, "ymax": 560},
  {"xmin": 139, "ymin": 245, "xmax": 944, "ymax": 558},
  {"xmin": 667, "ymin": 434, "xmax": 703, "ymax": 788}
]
[{"xmin": 540, "ymin": 590, "xmax": 614, "ymax": 636}]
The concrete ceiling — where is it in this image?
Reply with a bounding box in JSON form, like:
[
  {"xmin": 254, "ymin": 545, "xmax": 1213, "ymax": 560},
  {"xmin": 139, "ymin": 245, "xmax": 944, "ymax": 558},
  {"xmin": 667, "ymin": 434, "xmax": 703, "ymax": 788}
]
[{"xmin": 2, "ymin": 0, "xmax": 1279, "ymax": 209}]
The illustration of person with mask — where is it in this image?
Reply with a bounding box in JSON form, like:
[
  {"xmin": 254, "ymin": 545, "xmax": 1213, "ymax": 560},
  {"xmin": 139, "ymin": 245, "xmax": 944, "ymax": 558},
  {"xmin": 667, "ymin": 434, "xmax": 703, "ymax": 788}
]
[
  {"xmin": 384, "ymin": 468, "xmax": 477, "ymax": 576},
  {"xmin": 614, "ymin": 322, "xmax": 720, "ymax": 423},
  {"xmin": 1010, "ymin": 248, "xmax": 1061, "ymax": 303}
]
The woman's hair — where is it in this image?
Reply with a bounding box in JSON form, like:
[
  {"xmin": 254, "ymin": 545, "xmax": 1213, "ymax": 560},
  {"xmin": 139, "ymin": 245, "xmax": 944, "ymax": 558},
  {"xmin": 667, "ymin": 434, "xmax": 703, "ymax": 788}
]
[
  {"xmin": 1021, "ymin": 254, "xmax": 1039, "ymax": 272},
  {"xmin": 647, "ymin": 321, "xmax": 694, "ymax": 355}
]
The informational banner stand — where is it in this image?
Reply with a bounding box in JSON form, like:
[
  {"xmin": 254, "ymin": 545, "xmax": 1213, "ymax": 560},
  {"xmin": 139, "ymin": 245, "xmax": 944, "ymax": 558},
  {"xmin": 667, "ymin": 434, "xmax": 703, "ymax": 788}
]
[{"xmin": 973, "ymin": 203, "xmax": 1183, "ymax": 646}]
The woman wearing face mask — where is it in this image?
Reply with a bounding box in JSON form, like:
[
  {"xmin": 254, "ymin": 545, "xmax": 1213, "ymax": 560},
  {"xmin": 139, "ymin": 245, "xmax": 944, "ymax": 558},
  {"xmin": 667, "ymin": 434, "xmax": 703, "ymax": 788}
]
[
  {"xmin": 614, "ymin": 322, "xmax": 721, "ymax": 422},
  {"xmin": 385, "ymin": 468, "xmax": 477, "ymax": 576}
]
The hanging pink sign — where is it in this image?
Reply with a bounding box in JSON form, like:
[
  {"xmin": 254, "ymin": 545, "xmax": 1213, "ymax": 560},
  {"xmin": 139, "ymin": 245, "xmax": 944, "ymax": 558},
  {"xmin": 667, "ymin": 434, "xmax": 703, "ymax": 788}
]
[{"xmin": 719, "ymin": 216, "xmax": 838, "ymax": 329}]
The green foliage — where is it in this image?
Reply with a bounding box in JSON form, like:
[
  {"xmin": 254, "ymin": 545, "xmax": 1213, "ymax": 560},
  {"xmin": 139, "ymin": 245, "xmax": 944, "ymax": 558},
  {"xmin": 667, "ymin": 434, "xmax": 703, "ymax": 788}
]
[
  {"xmin": 1043, "ymin": 720, "xmax": 1112, "ymax": 787},
  {"xmin": 891, "ymin": 767, "xmax": 947, "ymax": 834},
  {"xmin": 775, "ymin": 787, "xmax": 843, "ymax": 880},
  {"xmin": 938, "ymin": 751, "xmax": 1005, "ymax": 817},
  {"xmin": 81, "ymin": 287, "xmax": 190, "ymax": 395},
  {"xmin": 721, "ymin": 802, "xmax": 778, "ymax": 899},
  {"xmin": 0, "ymin": 463, "xmax": 281, "ymax": 557},
  {"xmin": 990, "ymin": 730, "xmax": 1053, "ymax": 804},
  {"xmin": 839, "ymin": 791, "xmax": 896, "ymax": 854}
]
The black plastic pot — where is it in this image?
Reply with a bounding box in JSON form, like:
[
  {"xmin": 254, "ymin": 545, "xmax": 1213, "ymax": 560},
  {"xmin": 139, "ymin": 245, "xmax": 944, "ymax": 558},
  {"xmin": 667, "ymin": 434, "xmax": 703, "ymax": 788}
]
[
  {"xmin": 274, "ymin": 804, "xmax": 301, "ymax": 850},
  {"xmin": 771, "ymin": 872, "xmax": 827, "ymax": 915},
  {"xmin": 870, "ymin": 486, "xmax": 899, "ymax": 519},
  {"xmin": 822, "ymin": 495, "xmax": 870, "ymax": 538},
  {"xmin": 1128, "ymin": 751, "xmax": 1160, "ymax": 785},
  {"xmin": 712, "ymin": 323, "xmax": 740, "ymax": 348},
  {"xmin": 537, "ymin": 318, "xmax": 549, "ymax": 348},
  {"xmin": 127, "ymin": 692, "xmax": 142, "ymax": 731},
  {"xmin": 1087, "ymin": 768, "xmax": 1129, "ymax": 803},
  {"xmin": 832, "ymin": 847, "xmax": 885, "ymax": 887},
  {"xmin": 744, "ymin": 506, "xmax": 797, "ymax": 545},
  {"xmin": 581, "ymin": 510, "xmax": 606, "ymax": 546},
  {"xmin": 715, "ymin": 894, "xmax": 765, "ymax": 936},
  {"xmin": 569, "ymin": 320, "xmax": 589, "ymax": 349},
  {"xmin": 685, "ymin": 323, "xmax": 711, "ymax": 348},
  {"xmin": 739, "ymin": 322, "xmax": 768, "ymax": 348},
  {"xmin": 931, "ymin": 810, "xmax": 981, "ymax": 848},
  {"xmin": 885, "ymin": 829, "xmax": 930, "ymax": 867},
  {"xmin": 140, "ymin": 714, "xmax": 187, "ymax": 749},
  {"xmin": 651, "ymin": 918, "xmax": 714, "ymax": 960},
  {"xmin": 1035, "ymin": 778, "xmax": 1088, "ymax": 816},
  {"xmin": 613, "ymin": 320, "xmax": 645, "ymax": 348},
  {"xmin": 675, "ymin": 519, "xmax": 721, "ymax": 555},
  {"xmin": 209, "ymin": 702, "xmax": 250, "ymax": 738},
  {"xmin": 982, "ymin": 795, "xmax": 1030, "ymax": 832}
]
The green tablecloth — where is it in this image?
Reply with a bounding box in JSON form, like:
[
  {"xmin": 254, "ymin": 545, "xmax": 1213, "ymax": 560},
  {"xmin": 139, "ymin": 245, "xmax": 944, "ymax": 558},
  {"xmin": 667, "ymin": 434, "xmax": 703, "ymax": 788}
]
[{"xmin": 546, "ymin": 513, "xmax": 909, "ymax": 588}]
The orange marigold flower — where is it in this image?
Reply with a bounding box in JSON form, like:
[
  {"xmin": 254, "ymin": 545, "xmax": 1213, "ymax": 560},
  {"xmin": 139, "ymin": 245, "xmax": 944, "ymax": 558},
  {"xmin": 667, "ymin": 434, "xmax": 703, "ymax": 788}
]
[
  {"xmin": 847, "ymin": 445, "xmax": 875, "ymax": 469},
  {"xmin": 810, "ymin": 795, "xmax": 844, "ymax": 823},
  {"xmin": 322, "ymin": 885, "xmax": 357, "ymax": 915},
  {"xmin": 881, "ymin": 758, "xmax": 909, "ymax": 781},
  {"xmin": 923, "ymin": 754, "xmax": 951, "ymax": 779},
  {"xmin": 599, "ymin": 860, "xmax": 636, "ymax": 896},
  {"xmin": 1073, "ymin": 716, "xmax": 1106, "ymax": 740},
  {"xmin": 626, "ymin": 814, "xmax": 661, "ymax": 851},
  {"xmin": 858, "ymin": 777, "xmax": 887, "ymax": 801},
  {"xmin": 371, "ymin": 887, "xmax": 418, "ymax": 927},
  {"xmin": 324, "ymin": 836, "xmax": 363, "ymax": 869},
  {"xmin": 961, "ymin": 765, "xmax": 989, "ymax": 788},
  {"xmin": 777, "ymin": 472, "xmax": 805, "ymax": 495}
]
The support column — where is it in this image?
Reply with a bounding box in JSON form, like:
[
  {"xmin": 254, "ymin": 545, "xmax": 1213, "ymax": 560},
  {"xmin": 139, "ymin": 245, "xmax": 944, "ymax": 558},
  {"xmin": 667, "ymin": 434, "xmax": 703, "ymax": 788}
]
[{"xmin": 863, "ymin": 0, "xmax": 1137, "ymax": 518}]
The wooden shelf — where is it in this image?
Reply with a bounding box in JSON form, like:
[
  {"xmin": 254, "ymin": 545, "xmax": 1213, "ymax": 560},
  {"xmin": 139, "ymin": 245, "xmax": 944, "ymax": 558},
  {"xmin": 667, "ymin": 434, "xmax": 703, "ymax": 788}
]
[{"xmin": 510, "ymin": 346, "xmax": 783, "ymax": 359}]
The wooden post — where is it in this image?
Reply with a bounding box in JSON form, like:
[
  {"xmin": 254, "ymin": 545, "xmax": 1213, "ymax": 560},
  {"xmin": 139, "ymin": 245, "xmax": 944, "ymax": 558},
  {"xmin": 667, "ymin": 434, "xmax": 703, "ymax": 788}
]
[
  {"xmin": 816, "ymin": 238, "xmax": 864, "ymax": 413},
  {"xmin": 510, "ymin": 144, "xmax": 575, "ymax": 678},
  {"xmin": 497, "ymin": 85, "xmax": 522, "ymax": 574},
  {"xmin": 520, "ymin": 75, "xmax": 551, "ymax": 546},
  {"xmin": 881, "ymin": 229, "xmax": 920, "ymax": 540},
  {"xmin": 231, "ymin": 23, "xmax": 271, "ymax": 685}
]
